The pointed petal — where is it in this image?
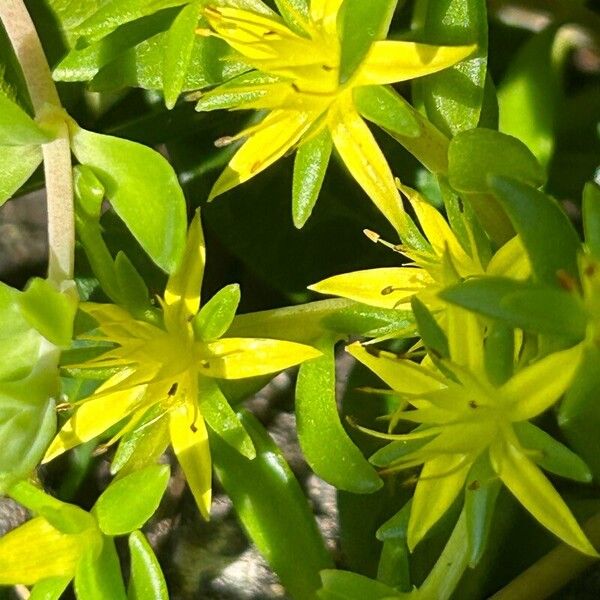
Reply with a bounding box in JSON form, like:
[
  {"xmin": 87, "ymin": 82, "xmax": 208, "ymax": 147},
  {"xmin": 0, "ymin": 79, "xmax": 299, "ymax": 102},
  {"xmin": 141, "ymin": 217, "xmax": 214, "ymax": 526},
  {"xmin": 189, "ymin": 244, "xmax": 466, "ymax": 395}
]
[
  {"xmin": 329, "ymin": 98, "xmax": 407, "ymax": 235},
  {"xmin": 200, "ymin": 337, "xmax": 321, "ymax": 379},
  {"xmin": 356, "ymin": 41, "xmax": 476, "ymax": 86},
  {"xmin": 407, "ymin": 453, "xmax": 472, "ymax": 551},
  {"xmin": 210, "ymin": 109, "xmax": 314, "ymax": 199},
  {"xmin": 347, "ymin": 342, "xmax": 445, "ymax": 394},
  {"xmin": 169, "ymin": 402, "xmax": 212, "ymax": 519},
  {"xmin": 502, "ymin": 343, "xmax": 583, "ymax": 421},
  {"xmin": 491, "ymin": 436, "xmax": 597, "ymax": 556},
  {"xmin": 81, "ymin": 303, "xmax": 158, "ymax": 340},
  {"xmin": 309, "ymin": 267, "xmax": 433, "ymax": 309},
  {"xmin": 486, "ymin": 235, "xmax": 530, "ymax": 279},
  {"xmin": 43, "ymin": 386, "xmax": 147, "ymax": 463},
  {"xmin": 164, "ymin": 210, "xmax": 206, "ymax": 319}
]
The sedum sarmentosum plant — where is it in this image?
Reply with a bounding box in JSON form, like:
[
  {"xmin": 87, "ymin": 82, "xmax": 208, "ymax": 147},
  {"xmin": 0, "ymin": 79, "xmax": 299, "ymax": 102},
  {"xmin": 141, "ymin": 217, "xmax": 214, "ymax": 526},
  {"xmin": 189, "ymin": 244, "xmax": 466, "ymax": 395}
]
[
  {"xmin": 43, "ymin": 211, "xmax": 320, "ymax": 518},
  {"xmin": 197, "ymin": 0, "xmax": 474, "ymax": 230}
]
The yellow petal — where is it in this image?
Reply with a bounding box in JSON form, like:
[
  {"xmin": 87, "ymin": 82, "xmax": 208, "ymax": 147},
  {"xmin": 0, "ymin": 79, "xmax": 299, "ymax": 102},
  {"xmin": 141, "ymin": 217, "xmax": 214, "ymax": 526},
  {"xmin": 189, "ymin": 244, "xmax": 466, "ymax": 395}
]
[
  {"xmin": 347, "ymin": 341, "xmax": 445, "ymax": 394},
  {"xmin": 486, "ymin": 235, "xmax": 530, "ymax": 279},
  {"xmin": 164, "ymin": 210, "xmax": 206, "ymax": 320},
  {"xmin": 491, "ymin": 435, "xmax": 597, "ymax": 556},
  {"xmin": 356, "ymin": 41, "xmax": 476, "ymax": 86},
  {"xmin": 0, "ymin": 517, "xmax": 96, "ymax": 585},
  {"xmin": 43, "ymin": 385, "xmax": 147, "ymax": 463},
  {"xmin": 200, "ymin": 337, "xmax": 321, "ymax": 379},
  {"xmin": 309, "ymin": 267, "xmax": 433, "ymax": 309},
  {"xmin": 209, "ymin": 109, "xmax": 315, "ymax": 199},
  {"xmin": 502, "ymin": 343, "xmax": 583, "ymax": 422},
  {"xmin": 328, "ymin": 98, "xmax": 407, "ymax": 235},
  {"xmin": 81, "ymin": 303, "xmax": 158, "ymax": 340},
  {"xmin": 169, "ymin": 401, "xmax": 212, "ymax": 520},
  {"xmin": 407, "ymin": 453, "xmax": 472, "ymax": 551}
]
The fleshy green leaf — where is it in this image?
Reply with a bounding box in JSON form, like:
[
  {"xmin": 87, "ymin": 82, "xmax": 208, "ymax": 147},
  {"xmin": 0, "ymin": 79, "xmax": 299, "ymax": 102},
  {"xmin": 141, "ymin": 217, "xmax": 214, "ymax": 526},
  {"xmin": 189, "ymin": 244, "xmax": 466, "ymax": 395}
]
[
  {"xmin": 484, "ymin": 322, "xmax": 514, "ymax": 386},
  {"xmin": 583, "ymin": 181, "xmax": 600, "ymax": 259},
  {"xmin": 318, "ymin": 570, "xmax": 402, "ymax": 600},
  {"xmin": 0, "ymin": 93, "xmax": 51, "ymax": 145},
  {"xmin": 338, "ymin": 0, "xmax": 397, "ymax": 83},
  {"xmin": 411, "ymin": 296, "xmax": 449, "ymax": 359},
  {"xmin": 212, "ymin": 410, "xmax": 333, "ymax": 600},
  {"xmin": 70, "ymin": 125, "xmax": 187, "ymax": 273},
  {"xmin": 94, "ymin": 465, "xmax": 170, "ymax": 535},
  {"xmin": 198, "ymin": 376, "xmax": 255, "ymax": 459},
  {"xmin": 128, "ymin": 530, "xmax": 168, "ymax": 600},
  {"xmin": 296, "ymin": 339, "xmax": 383, "ymax": 493},
  {"xmin": 193, "ymin": 284, "xmax": 241, "ymax": 342},
  {"xmin": 162, "ymin": 1, "xmax": 202, "ymax": 109},
  {"xmin": 514, "ymin": 421, "xmax": 591, "ymax": 483},
  {"xmin": 489, "ymin": 176, "xmax": 581, "ymax": 286},
  {"xmin": 292, "ymin": 128, "xmax": 333, "ymax": 229},
  {"xmin": 114, "ymin": 252, "xmax": 153, "ymax": 316},
  {"xmin": 448, "ymin": 128, "xmax": 545, "ymax": 193},
  {"xmin": 74, "ymin": 538, "xmax": 127, "ymax": 600},
  {"xmin": 0, "ymin": 144, "xmax": 42, "ymax": 205},
  {"xmin": 29, "ymin": 576, "xmax": 71, "ymax": 600}
]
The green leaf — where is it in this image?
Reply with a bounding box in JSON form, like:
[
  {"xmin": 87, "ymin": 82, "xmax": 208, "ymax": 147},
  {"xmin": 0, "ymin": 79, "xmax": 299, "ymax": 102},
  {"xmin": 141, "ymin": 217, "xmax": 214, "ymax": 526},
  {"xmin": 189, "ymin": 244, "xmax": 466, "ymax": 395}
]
[
  {"xmin": 514, "ymin": 422, "xmax": 591, "ymax": 483},
  {"xmin": 498, "ymin": 26, "xmax": 564, "ymax": 168},
  {"xmin": 338, "ymin": 0, "xmax": 397, "ymax": 84},
  {"xmin": 74, "ymin": 539, "xmax": 127, "ymax": 600},
  {"xmin": 441, "ymin": 277, "xmax": 587, "ymax": 339},
  {"xmin": 318, "ymin": 570, "xmax": 402, "ymax": 600},
  {"xmin": 19, "ymin": 278, "xmax": 77, "ymax": 347},
  {"xmin": 94, "ymin": 465, "xmax": 170, "ymax": 535},
  {"xmin": 274, "ymin": 0, "xmax": 309, "ymax": 35},
  {"xmin": 296, "ymin": 339, "xmax": 383, "ymax": 493},
  {"xmin": 128, "ymin": 531, "xmax": 168, "ymax": 600},
  {"xmin": 464, "ymin": 454, "xmax": 501, "ymax": 567},
  {"xmin": 415, "ymin": 0, "xmax": 488, "ymax": 136},
  {"xmin": 369, "ymin": 436, "xmax": 431, "ymax": 468},
  {"xmin": 489, "ymin": 176, "xmax": 581, "ymax": 286},
  {"xmin": 354, "ymin": 86, "xmax": 420, "ymax": 139},
  {"xmin": 484, "ymin": 322, "xmax": 514, "ymax": 386},
  {"xmin": 376, "ymin": 499, "xmax": 411, "ymax": 541},
  {"xmin": 583, "ymin": 181, "xmax": 600, "ymax": 259},
  {"xmin": 292, "ymin": 128, "xmax": 333, "ymax": 229},
  {"xmin": 212, "ymin": 410, "xmax": 333, "ymax": 600},
  {"xmin": 70, "ymin": 125, "xmax": 187, "ymax": 273},
  {"xmin": 0, "ymin": 94, "xmax": 51, "ymax": 145},
  {"xmin": 29, "ymin": 577, "xmax": 71, "ymax": 600},
  {"xmin": 449, "ymin": 128, "xmax": 545, "ymax": 194},
  {"xmin": 411, "ymin": 296, "xmax": 449, "ymax": 359},
  {"xmin": 0, "ymin": 144, "xmax": 42, "ymax": 205},
  {"xmin": 199, "ymin": 377, "xmax": 255, "ymax": 459},
  {"xmin": 163, "ymin": 1, "xmax": 202, "ymax": 109},
  {"xmin": 377, "ymin": 538, "xmax": 411, "ymax": 592},
  {"xmin": 193, "ymin": 284, "xmax": 241, "ymax": 341},
  {"xmin": 114, "ymin": 252, "xmax": 153, "ymax": 316}
]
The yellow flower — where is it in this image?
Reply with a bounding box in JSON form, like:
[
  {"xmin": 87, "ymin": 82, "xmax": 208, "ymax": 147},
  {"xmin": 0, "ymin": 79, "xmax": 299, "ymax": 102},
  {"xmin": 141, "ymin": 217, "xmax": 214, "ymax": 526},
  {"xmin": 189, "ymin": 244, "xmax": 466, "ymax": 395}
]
[
  {"xmin": 43, "ymin": 212, "xmax": 321, "ymax": 518},
  {"xmin": 348, "ymin": 305, "xmax": 595, "ymax": 556},
  {"xmin": 309, "ymin": 185, "xmax": 529, "ymax": 312},
  {"xmin": 197, "ymin": 1, "xmax": 475, "ymax": 232}
]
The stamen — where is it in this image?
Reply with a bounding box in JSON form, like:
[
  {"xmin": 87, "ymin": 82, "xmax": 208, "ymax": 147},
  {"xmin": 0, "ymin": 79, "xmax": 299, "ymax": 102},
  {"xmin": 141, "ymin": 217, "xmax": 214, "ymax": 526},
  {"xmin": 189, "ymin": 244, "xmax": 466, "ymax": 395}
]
[
  {"xmin": 214, "ymin": 136, "xmax": 236, "ymax": 148},
  {"xmin": 363, "ymin": 229, "xmax": 403, "ymax": 253}
]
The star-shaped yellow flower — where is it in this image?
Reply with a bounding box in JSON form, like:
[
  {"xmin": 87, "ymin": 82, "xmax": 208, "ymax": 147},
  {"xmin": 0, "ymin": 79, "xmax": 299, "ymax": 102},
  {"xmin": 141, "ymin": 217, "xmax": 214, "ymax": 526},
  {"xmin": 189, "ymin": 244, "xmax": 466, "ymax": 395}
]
[
  {"xmin": 196, "ymin": 1, "xmax": 475, "ymax": 232},
  {"xmin": 43, "ymin": 212, "xmax": 320, "ymax": 518},
  {"xmin": 348, "ymin": 305, "xmax": 595, "ymax": 556},
  {"xmin": 309, "ymin": 185, "xmax": 529, "ymax": 312}
]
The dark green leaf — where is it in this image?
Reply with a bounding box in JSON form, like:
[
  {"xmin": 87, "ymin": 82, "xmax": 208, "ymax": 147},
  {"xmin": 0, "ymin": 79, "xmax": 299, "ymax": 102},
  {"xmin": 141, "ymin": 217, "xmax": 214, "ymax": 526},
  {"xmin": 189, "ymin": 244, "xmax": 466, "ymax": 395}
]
[
  {"xmin": 449, "ymin": 128, "xmax": 545, "ymax": 193},
  {"xmin": 94, "ymin": 465, "xmax": 170, "ymax": 535},
  {"xmin": 0, "ymin": 144, "xmax": 42, "ymax": 205},
  {"xmin": 338, "ymin": 0, "xmax": 397, "ymax": 83},
  {"xmin": 484, "ymin": 322, "xmax": 513, "ymax": 386},
  {"xmin": 163, "ymin": 2, "xmax": 202, "ymax": 109},
  {"xmin": 0, "ymin": 94, "xmax": 51, "ymax": 146},
  {"xmin": 583, "ymin": 181, "xmax": 600, "ymax": 259},
  {"xmin": 514, "ymin": 421, "xmax": 591, "ymax": 483},
  {"xmin": 411, "ymin": 296, "xmax": 448, "ymax": 359},
  {"xmin": 74, "ymin": 539, "xmax": 127, "ymax": 600},
  {"xmin": 489, "ymin": 176, "xmax": 581, "ymax": 285},
  {"xmin": 376, "ymin": 499, "xmax": 411, "ymax": 541},
  {"xmin": 292, "ymin": 128, "xmax": 333, "ymax": 229},
  {"xmin": 464, "ymin": 454, "xmax": 501, "ymax": 567},
  {"xmin": 70, "ymin": 125, "xmax": 187, "ymax": 273},
  {"xmin": 296, "ymin": 339, "xmax": 383, "ymax": 493},
  {"xmin": 377, "ymin": 538, "xmax": 411, "ymax": 592},
  {"xmin": 212, "ymin": 410, "xmax": 333, "ymax": 600},
  {"xmin": 193, "ymin": 284, "xmax": 241, "ymax": 342},
  {"xmin": 354, "ymin": 86, "xmax": 420, "ymax": 138},
  {"xmin": 128, "ymin": 531, "xmax": 168, "ymax": 600},
  {"xmin": 441, "ymin": 277, "xmax": 587, "ymax": 339}
]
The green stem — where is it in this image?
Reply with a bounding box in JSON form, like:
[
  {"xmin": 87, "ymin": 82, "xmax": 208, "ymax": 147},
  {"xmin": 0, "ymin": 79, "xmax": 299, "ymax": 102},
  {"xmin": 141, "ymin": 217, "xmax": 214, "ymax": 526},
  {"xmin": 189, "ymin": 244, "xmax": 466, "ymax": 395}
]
[
  {"xmin": 0, "ymin": 0, "xmax": 75, "ymax": 287},
  {"xmin": 416, "ymin": 509, "xmax": 470, "ymax": 600},
  {"xmin": 489, "ymin": 511, "xmax": 600, "ymax": 600}
]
